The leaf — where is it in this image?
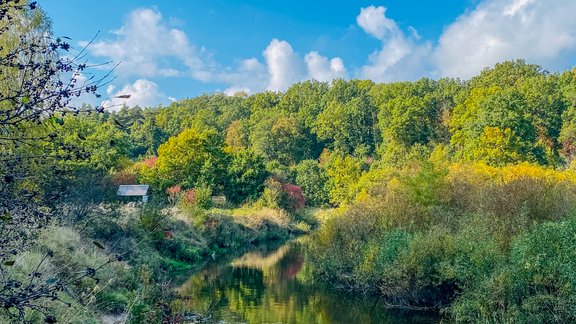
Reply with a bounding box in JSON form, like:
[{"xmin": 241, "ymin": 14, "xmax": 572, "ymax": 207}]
[
  {"xmin": 4, "ymin": 261, "xmax": 15, "ymax": 266},
  {"xmin": 54, "ymin": 117, "xmax": 64, "ymax": 126},
  {"xmin": 46, "ymin": 278, "xmax": 58, "ymax": 285},
  {"xmin": 22, "ymin": 96, "xmax": 29, "ymax": 104},
  {"xmin": 77, "ymin": 134, "xmax": 86, "ymax": 141},
  {"xmin": 93, "ymin": 241, "xmax": 105, "ymax": 249}
]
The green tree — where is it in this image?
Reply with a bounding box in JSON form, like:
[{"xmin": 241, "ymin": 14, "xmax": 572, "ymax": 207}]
[
  {"xmin": 224, "ymin": 150, "xmax": 268, "ymax": 205},
  {"xmin": 294, "ymin": 160, "xmax": 330, "ymax": 206},
  {"xmin": 156, "ymin": 128, "xmax": 229, "ymax": 192},
  {"xmin": 323, "ymin": 152, "xmax": 366, "ymax": 205},
  {"xmin": 315, "ymin": 80, "xmax": 378, "ymax": 155}
]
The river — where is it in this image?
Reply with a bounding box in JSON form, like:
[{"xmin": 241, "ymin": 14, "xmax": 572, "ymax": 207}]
[{"xmin": 176, "ymin": 238, "xmax": 438, "ymax": 323}]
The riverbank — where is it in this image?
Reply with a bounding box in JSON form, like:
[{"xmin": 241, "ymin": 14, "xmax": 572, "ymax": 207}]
[
  {"xmin": 307, "ymin": 162, "xmax": 576, "ymax": 322},
  {"xmin": 1, "ymin": 203, "xmax": 313, "ymax": 323}
]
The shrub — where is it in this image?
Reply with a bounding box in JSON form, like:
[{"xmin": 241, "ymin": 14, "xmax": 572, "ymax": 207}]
[
  {"xmin": 450, "ymin": 218, "xmax": 576, "ymax": 322},
  {"xmin": 258, "ymin": 178, "xmax": 286, "ymax": 210},
  {"xmin": 282, "ymin": 183, "xmax": 306, "ymax": 211},
  {"xmin": 178, "ymin": 186, "xmax": 213, "ymax": 210},
  {"xmin": 309, "ymin": 161, "xmax": 576, "ymax": 320}
]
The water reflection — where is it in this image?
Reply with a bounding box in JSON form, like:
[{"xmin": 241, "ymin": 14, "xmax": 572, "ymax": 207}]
[{"xmin": 177, "ymin": 239, "xmax": 437, "ymax": 324}]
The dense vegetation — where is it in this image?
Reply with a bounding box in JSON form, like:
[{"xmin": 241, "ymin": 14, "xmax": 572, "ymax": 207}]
[
  {"xmin": 34, "ymin": 60, "xmax": 576, "ymax": 322},
  {"xmin": 3, "ymin": 1, "xmax": 576, "ymax": 322}
]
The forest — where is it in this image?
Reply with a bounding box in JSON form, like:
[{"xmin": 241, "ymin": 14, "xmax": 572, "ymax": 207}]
[{"xmin": 3, "ymin": 1, "xmax": 576, "ymax": 323}]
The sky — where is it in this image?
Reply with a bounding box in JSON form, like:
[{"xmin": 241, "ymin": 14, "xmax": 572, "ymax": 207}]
[{"xmin": 41, "ymin": 0, "xmax": 576, "ymax": 108}]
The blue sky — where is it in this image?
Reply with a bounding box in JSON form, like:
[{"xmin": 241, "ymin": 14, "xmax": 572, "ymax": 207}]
[{"xmin": 41, "ymin": 0, "xmax": 576, "ymax": 108}]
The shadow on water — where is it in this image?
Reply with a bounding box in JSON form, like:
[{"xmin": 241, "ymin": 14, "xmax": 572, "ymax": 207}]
[{"xmin": 176, "ymin": 238, "xmax": 439, "ymax": 324}]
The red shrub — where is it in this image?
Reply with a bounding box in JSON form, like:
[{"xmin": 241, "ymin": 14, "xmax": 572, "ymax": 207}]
[
  {"xmin": 183, "ymin": 189, "xmax": 197, "ymax": 204},
  {"xmin": 143, "ymin": 156, "xmax": 158, "ymax": 168},
  {"xmin": 166, "ymin": 185, "xmax": 181, "ymax": 204},
  {"xmin": 166, "ymin": 185, "xmax": 181, "ymax": 196},
  {"xmin": 282, "ymin": 183, "xmax": 306, "ymax": 210}
]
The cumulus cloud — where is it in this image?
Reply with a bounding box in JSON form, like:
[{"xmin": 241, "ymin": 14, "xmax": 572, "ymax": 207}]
[
  {"xmin": 214, "ymin": 58, "xmax": 269, "ymax": 95},
  {"xmin": 102, "ymin": 79, "xmax": 167, "ymax": 109},
  {"xmin": 218, "ymin": 40, "xmax": 346, "ymax": 94},
  {"xmin": 357, "ymin": 6, "xmax": 432, "ymax": 82},
  {"xmin": 263, "ymin": 39, "xmax": 307, "ymax": 91},
  {"xmin": 434, "ymin": 0, "xmax": 576, "ymax": 79},
  {"xmin": 357, "ymin": 6, "xmax": 398, "ymax": 41},
  {"xmin": 85, "ymin": 8, "xmax": 206, "ymax": 78},
  {"xmin": 305, "ymin": 51, "xmax": 347, "ymax": 82},
  {"xmin": 82, "ymin": 7, "xmax": 351, "ymax": 100}
]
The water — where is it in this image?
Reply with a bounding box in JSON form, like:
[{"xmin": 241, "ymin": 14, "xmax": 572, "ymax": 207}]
[{"xmin": 176, "ymin": 238, "xmax": 438, "ymax": 324}]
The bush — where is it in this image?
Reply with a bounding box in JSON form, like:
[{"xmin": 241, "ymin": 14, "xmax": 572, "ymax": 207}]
[
  {"xmin": 282, "ymin": 183, "xmax": 306, "ymax": 211},
  {"xmin": 309, "ymin": 161, "xmax": 576, "ymax": 320},
  {"xmin": 179, "ymin": 186, "xmax": 213, "ymax": 210},
  {"xmin": 450, "ymin": 218, "xmax": 576, "ymax": 322},
  {"xmin": 258, "ymin": 178, "xmax": 286, "ymax": 210}
]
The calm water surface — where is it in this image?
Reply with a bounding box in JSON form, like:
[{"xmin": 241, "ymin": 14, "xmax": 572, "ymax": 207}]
[{"xmin": 177, "ymin": 238, "xmax": 438, "ymax": 324}]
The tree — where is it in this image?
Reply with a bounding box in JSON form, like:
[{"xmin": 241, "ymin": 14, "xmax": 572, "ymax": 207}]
[
  {"xmin": 155, "ymin": 128, "xmax": 229, "ymax": 193},
  {"xmin": 0, "ymin": 2, "xmax": 110, "ymax": 319},
  {"xmin": 315, "ymin": 79, "xmax": 378, "ymax": 155},
  {"xmin": 251, "ymin": 116, "xmax": 313, "ymax": 165},
  {"xmin": 294, "ymin": 159, "xmax": 330, "ymax": 206},
  {"xmin": 450, "ymin": 62, "xmax": 565, "ymax": 166},
  {"xmin": 323, "ymin": 152, "xmax": 367, "ymax": 205},
  {"xmin": 225, "ymin": 120, "xmax": 250, "ymax": 151},
  {"xmin": 224, "ymin": 150, "xmax": 268, "ymax": 205}
]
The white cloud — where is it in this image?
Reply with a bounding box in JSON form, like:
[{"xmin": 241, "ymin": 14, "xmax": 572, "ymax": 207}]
[
  {"xmin": 263, "ymin": 39, "xmax": 306, "ymax": 91},
  {"xmin": 305, "ymin": 51, "xmax": 347, "ymax": 82},
  {"xmin": 434, "ymin": 0, "xmax": 576, "ymax": 79},
  {"xmin": 214, "ymin": 58, "xmax": 269, "ymax": 95},
  {"xmin": 357, "ymin": 6, "xmax": 432, "ymax": 82},
  {"xmin": 102, "ymin": 79, "xmax": 167, "ymax": 109},
  {"xmin": 217, "ymin": 39, "xmax": 346, "ymax": 94},
  {"xmin": 357, "ymin": 6, "xmax": 398, "ymax": 41},
  {"xmin": 81, "ymin": 8, "xmax": 347, "ymax": 100},
  {"xmin": 85, "ymin": 8, "xmax": 206, "ymax": 78}
]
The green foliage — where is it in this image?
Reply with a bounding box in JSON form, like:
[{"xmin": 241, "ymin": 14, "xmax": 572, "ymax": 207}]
[
  {"xmin": 224, "ymin": 150, "xmax": 268, "ymax": 205},
  {"xmin": 155, "ymin": 128, "xmax": 229, "ymax": 192},
  {"xmin": 258, "ymin": 178, "xmax": 287, "ymax": 210},
  {"xmin": 178, "ymin": 186, "xmax": 213, "ymax": 211},
  {"xmin": 450, "ymin": 218, "xmax": 576, "ymax": 322},
  {"xmin": 450, "ymin": 61, "xmax": 566, "ymax": 166},
  {"xmin": 294, "ymin": 160, "xmax": 330, "ymax": 206},
  {"xmin": 323, "ymin": 152, "xmax": 366, "ymax": 205},
  {"xmin": 309, "ymin": 161, "xmax": 576, "ymax": 320},
  {"xmin": 315, "ymin": 80, "xmax": 377, "ymax": 154}
]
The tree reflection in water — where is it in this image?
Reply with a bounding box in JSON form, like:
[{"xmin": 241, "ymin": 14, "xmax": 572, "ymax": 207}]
[{"xmin": 176, "ymin": 239, "xmax": 437, "ymax": 324}]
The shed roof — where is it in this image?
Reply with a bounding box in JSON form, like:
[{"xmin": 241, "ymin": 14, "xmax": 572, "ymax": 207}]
[{"xmin": 117, "ymin": 185, "xmax": 149, "ymax": 196}]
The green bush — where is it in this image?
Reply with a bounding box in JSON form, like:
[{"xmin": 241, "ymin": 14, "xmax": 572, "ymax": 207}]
[
  {"xmin": 309, "ymin": 162, "xmax": 576, "ymax": 321},
  {"xmin": 450, "ymin": 218, "xmax": 576, "ymax": 322}
]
